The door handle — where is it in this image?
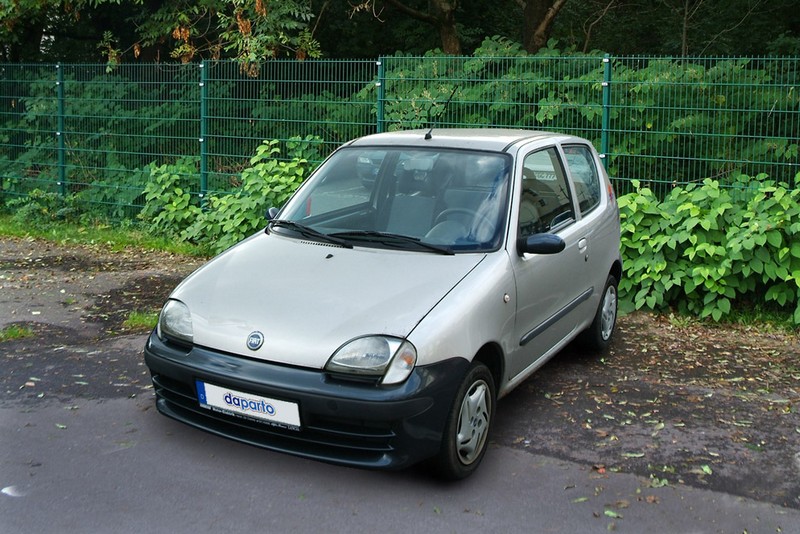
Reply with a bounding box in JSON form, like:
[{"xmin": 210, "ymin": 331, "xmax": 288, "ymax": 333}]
[{"xmin": 578, "ymin": 238, "xmax": 588, "ymax": 253}]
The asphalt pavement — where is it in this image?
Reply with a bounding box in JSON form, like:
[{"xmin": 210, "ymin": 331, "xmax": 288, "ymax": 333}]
[{"xmin": 2, "ymin": 349, "xmax": 799, "ymax": 534}]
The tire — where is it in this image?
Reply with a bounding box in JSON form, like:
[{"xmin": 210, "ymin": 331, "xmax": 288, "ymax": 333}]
[
  {"xmin": 579, "ymin": 274, "xmax": 618, "ymax": 352},
  {"xmin": 433, "ymin": 361, "xmax": 496, "ymax": 480}
]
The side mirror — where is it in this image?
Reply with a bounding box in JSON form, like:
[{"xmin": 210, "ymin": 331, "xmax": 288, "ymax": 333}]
[
  {"xmin": 517, "ymin": 233, "xmax": 565, "ymax": 255},
  {"xmin": 266, "ymin": 207, "xmax": 280, "ymax": 220}
]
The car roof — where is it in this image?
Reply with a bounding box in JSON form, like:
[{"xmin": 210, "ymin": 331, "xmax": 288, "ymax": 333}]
[{"xmin": 346, "ymin": 128, "xmax": 576, "ymax": 153}]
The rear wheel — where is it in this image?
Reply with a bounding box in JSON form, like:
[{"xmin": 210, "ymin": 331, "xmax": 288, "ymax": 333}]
[
  {"xmin": 434, "ymin": 361, "xmax": 496, "ymax": 480},
  {"xmin": 579, "ymin": 274, "xmax": 618, "ymax": 352}
]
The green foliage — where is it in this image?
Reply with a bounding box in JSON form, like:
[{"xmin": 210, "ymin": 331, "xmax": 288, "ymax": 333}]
[
  {"xmin": 217, "ymin": 0, "xmax": 319, "ymax": 69},
  {"xmin": 182, "ymin": 138, "xmax": 310, "ymax": 254},
  {"xmin": 138, "ymin": 138, "xmax": 313, "ymax": 254},
  {"xmin": 619, "ymin": 174, "xmax": 800, "ymax": 324},
  {"xmin": 6, "ymin": 189, "xmax": 78, "ymax": 229},
  {"xmin": 366, "ymin": 44, "xmax": 798, "ymax": 189},
  {"xmin": 98, "ymin": 31, "xmax": 122, "ymax": 70},
  {"xmin": 139, "ymin": 158, "xmax": 202, "ymax": 238},
  {"xmin": 606, "ymin": 57, "xmax": 799, "ymax": 189},
  {"xmin": 369, "ymin": 37, "xmax": 606, "ymax": 132},
  {"xmin": 5, "ymin": 48, "xmax": 796, "ymax": 217},
  {"xmin": 1, "ymin": 64, "xmax": 200, "ymax": 215},
  {"xmin": 71, "ymin": 165, "xmax": 151, "ymax": 220}
]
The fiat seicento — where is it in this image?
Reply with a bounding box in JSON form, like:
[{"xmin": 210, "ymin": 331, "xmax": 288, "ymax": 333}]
[{"xmin": 144, "ymin": 128, "xmax": 622, "ymax": 479}]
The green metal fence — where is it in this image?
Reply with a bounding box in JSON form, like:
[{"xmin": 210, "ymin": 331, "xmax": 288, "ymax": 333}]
[
  {"xmin": 1, "ymin": 55, "xmax": 798, "ymax": 218},
  {"xmin": 377, "ymin": 55, "xmax": 799, "ymax": 194}
]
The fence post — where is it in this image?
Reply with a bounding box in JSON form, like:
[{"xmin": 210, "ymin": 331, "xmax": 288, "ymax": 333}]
[
  {"xmin": 600, "ymin": 54, "xmax": 611, "ymax": 172},
  {"xmin": 55, "ymin": 63, "xmax": 66, "ymax": 196},
  {"xmin": 199, "ymin": 61, "xmax": 209, "ymax": 206},
  {"xmin": 376, "ymin": 59, "xmax": 385, "ymax": 133}
]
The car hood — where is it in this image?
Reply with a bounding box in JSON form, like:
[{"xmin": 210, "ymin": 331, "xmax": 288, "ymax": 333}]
[{"xmin": 170, "ymin": 232, "xmax": 486, "ymax": 369}]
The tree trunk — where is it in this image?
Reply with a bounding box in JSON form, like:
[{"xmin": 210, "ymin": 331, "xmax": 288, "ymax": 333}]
[
  {"xmin": 523, "ymin": 0, "xmax": 568, "ymax": 54},
  {"xmin": 435, "ymin": 1, "xmax": 462, "ymax": 54},
  {"xmin": 385, "ymin": 0, "xmax": 462, "ymax": 54},
  {"xmin": 681, "ymin": 0, "xmax": 690, "ymax": 55}
]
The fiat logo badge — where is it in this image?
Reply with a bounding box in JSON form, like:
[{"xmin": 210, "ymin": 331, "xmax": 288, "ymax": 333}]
[{"xmin": 247, "ymin": 331, "xmax": 264, "ymax": 351}]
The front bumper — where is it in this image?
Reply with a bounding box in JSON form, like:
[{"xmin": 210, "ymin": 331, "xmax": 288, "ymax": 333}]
[{"xmin": 143, "ymin": 332, "xmax": 469, "ymax": 470}]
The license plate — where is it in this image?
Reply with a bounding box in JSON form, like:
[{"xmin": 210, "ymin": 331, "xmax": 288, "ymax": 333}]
[{"xmin": 195, "ymin": 380, "xmax": 301, "ymax": 430}]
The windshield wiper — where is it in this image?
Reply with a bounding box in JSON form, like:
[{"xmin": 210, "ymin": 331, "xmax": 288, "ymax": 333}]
[
  {"xmin": 330, "ymin": 230, "xmax": 454, "ymax": 255},
  {"xmin": 268, "ymin": 220, "xmax": 353, "ymax": 249}
]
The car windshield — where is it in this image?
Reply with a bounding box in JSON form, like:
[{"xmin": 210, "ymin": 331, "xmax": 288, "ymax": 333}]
[{"xmin": 276, "ymin": 147, "xmax": 511, "ymax": 253}]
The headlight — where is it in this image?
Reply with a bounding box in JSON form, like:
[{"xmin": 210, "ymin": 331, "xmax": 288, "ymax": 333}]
[
  {"xmin": 157, "ymin": 299, "xmax": 193, "ymax": 346},
  {"xmin": 326, "ymin": 336, "xmax": 417, "ymax": 385}
]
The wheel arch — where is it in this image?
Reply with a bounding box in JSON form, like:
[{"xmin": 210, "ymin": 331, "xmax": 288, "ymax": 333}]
[
  {"xmin": 610, "ymin": 258, "xmax": 622, "ymax": 285},
  {"xmin": 472, "ymin": 342, "xmax": 504, "ymax": 395}
]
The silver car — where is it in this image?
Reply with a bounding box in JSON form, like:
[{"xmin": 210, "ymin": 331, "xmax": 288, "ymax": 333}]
[{"xmin": 144, "ymin": 128, "xmax": 622, "ymax": 479}]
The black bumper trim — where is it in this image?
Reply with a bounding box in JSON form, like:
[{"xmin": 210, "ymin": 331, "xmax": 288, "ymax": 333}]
[{"xmin": 144, "ymin": 332, "xmax": 469, "ymax": 470}]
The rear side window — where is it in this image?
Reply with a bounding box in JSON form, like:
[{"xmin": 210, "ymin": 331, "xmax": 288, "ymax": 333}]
[{"xmin": 562, "ymin": 145, "xmax": 601, "ymax": 215}]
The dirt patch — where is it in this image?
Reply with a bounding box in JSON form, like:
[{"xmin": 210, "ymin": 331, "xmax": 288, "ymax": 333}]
[
  {"xmin": 0, "ymin": 236, "xmax": 203, "ymax": 401},
  {"xmin": 493, "ymin": 312, "xmax": 800, "ymax": 509},
  {"xmin": 0, "ymin": 236, "xmax": 202, "ymax": 341},
  {"xmin": 84, "ymin": 274, "xmax": 187, "ymax": 335},
  {"xmin": 1, "ymin": 235, "xmax": 799, "ymax": 509}
]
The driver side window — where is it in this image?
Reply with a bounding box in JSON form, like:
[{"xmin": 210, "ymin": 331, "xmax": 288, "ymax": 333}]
[{"xmin": 518, "ymin": 147, "xmax": 575, "ymax": 237}]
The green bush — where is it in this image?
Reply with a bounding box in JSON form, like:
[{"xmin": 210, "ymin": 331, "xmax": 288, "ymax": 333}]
[
  {"xmin": 73, "ymin": 165, "xmax": 152, "ymax": 220},
  {"xmin": 182, "ymin": 138, "xmax": 309, "ymax": 254},
  {"xmin": 139, "ymin": 158, "xmax": 203, "ymax": 237},
  {"xmin": 137, "ymin": 138, "xmax": 313, "ymax": 254},
  {"xmin": 6, "ymin": 189, "xmax": 78, "ymax": 229},
  {"xmin": 618, "ymin": 173, "xmax": 800, "ymax": 324}
]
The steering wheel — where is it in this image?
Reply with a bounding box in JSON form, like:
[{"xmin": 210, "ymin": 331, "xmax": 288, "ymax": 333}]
[{"xmin": 434, "ymin": 208, "xmax": 496, "ymax": 238}]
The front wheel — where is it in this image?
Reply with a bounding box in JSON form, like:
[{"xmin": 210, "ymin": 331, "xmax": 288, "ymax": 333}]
[{"xmin": 433, "ymin": 361, "xmax": 496, "ymax": 480}]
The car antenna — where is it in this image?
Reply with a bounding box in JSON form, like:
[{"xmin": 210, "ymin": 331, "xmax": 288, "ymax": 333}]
[{"xmin": 425, "ymin": 85, "xmax": 459, "ymax": 140}]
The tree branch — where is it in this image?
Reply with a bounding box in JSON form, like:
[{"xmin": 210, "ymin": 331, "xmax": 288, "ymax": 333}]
[
  {"xmin": 383, "ymin": 0, "xmax": 438, "ymax": 24},
  {"xmin": 312, "ymin": 0, "xmax": 330, "ymax": 35},
  {"xmin": 582, "ymin": 0, "xmax": 618, "ymax": 53},
  {"xmin": 698, "ymin": 0, "xmax": 765, "ymax": 55}
]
